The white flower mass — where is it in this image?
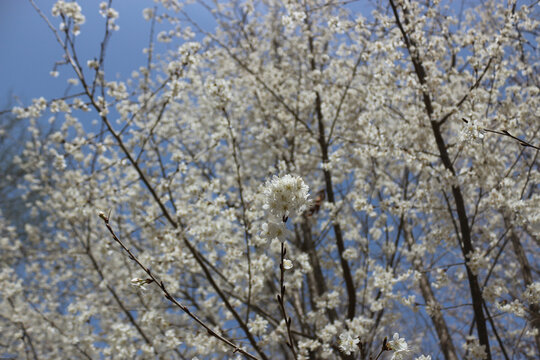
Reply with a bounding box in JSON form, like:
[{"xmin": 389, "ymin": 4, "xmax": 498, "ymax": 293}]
[
  {"xmin": 388, "ymin": 333, "xmax": 409, "ymax": 360},
  {"xmin": 2, "ymin": 0, "xmax": 538, "ymax": 358},
  {"xmin": 263, "ymin": 174, "xmax": 310, "ymax": 219},
  {"xmin": 338, "ymin": 331, "xmax": 359, "ymax": 355}
]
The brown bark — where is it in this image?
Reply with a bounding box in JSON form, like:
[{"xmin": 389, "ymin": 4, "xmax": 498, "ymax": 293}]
[{"xmin": 388, "ymin": 1, "xmax": 492, "ymax": 357}]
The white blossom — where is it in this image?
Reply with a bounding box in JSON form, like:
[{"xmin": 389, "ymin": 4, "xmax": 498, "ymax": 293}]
[
  {"xmin": 87, "ymin": 59, "xmax": 99, "ymax": 69},
  {"xmin": 337, "ymin": 331, "xmax": 359, "ymax": 355},
  {"xmin": 463, "ymin": 336, "xmax": 487, "ymax": 360},
  {"xmin": 52, "ymin": 0, "xmax": 85, "ymax": 35},
  {"xmin": 142, "ymin": 8, "xmax": 154, "ymax": 21},
  {"xmin": 466, "ymin": 249, "xmax": 490, "ymax": 276},
  {"xmin": 53, "ymin": 154, "xmax": 66, "ymax": 170},
  {"xmin": 283, "ymin": 259, "xmax": 293, "ymax": 270},
  {"xmin": 260, "ymin": 221, "xmax": 288, "ymax": 242},
  {"xmin": 460, "ymin": 119, "xmax": 485, "ymax": 143},
  {"xmin": 248, "ymin": 315, "xmax": 268, "ymax": 336},
  {"xmin": 262, "ymin": 174, "xmax": 310, "ymax": 220},
  {"xmin": 342, "ymin": 248, "xmax": 358, "ymax": 261},
  {"xmin": 388, "ymin": 333, "xmax": 409, "ymax": 360},
  {"xmin": 130, "ymin": 278, "xmax": 150, "ymax": 291},
  {"xmin": 524, "ymin": 282, "xmax": 540, "ymax": 304}
]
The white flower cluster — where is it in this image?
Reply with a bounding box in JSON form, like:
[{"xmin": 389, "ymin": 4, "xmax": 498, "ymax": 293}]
[
  {"xmin": 206, "ymin": 79, "xmax": 232, "ymax": 105},
  {"xmin": 130, "ymin": 277, "xmax": 151, "ymax": 291},
  {"xmin": 460, "ymin": 119, "xmax": 485, "ymax": 144},
  {"xmin": 328, "ymin": 17, "xmax": 344, "ymax": 34},
  {"xmin": 387, "ymin": 333, "xmax": 409, "ymax": 360},
  {"xmin": 337, "ymin": 331, "xmax": 359, "ymax": 355},
  {"xmin": 282, "ymin": 11, "xmax": 306, "ymax": 31},
  {"xmin": 263, "ymin": 174, "xmax": 310, "ymax": 219},
  {"xmin": 432, "ymin": 267, "xmax": 449, "ymax": 289},
  {"xmin": 106, "ymin": 81, "xmax": 128, "ymax": 100},
  {"xmin": 142, "ymin": 8, "xmax": 154, "ymax": 21},
  {"xmin": 260, "ymin": 175, "xmax": 310, "ymax": 243},
  {"xmin": 52, "ymin": 152, "xmax": 66, "ymax": 171},
  {"xmin": 12, "ymin": 97, "xmax": 48, "ymax": 119},
  {"xmin": 260, "ymin": 220, "xmax": 288, "ymax": 242},
  {"xmin": 247, "ymin": 315, "xmax": 268, "ymax": 336},
  {"xmin": 466, "ymin": 249, "xmax": 490, "ymax": 276},
  {"xmin": 99, "ymin": 2, "xmax": 119, "ymax": 31},
  {"xmin": 496, "ymin": 299, "xmax": 525, "ymax": 317},
  {"xmin": 283, "ymin": 259, "xmax": 293, "ymax": 270},
  {"xmin": 87, "ymin": 59, "xmax": 99, "ymax": 70},
  {"xmin": 49, "ymin": 99, "xmax": 70, "ymax": 113},
  {"xmin": 463, "ymin": 336, "xmax": 487, "ymax": 360},
  {"xmin": 342, "ymin": 247, "xmax": 358, "ymax": 261},
  {"xmin": 178, "ymin": 42, "xmax": 201, "ymax": 67},
  {"xmin": 52, "ymin": 0, "xmax": 85, "ymax": 35},
  {"xmin": 482, "ymin": 281, "xmax": 505, "ymax": 303},
  {"xmin": 524, "ymin": 282, "xmax": 540, "ymax": 304}
]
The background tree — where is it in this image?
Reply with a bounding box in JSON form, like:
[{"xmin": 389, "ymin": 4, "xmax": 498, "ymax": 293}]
[{"xmin": 1, "ymin": 0, "xmax": 538, "ymax": 359}]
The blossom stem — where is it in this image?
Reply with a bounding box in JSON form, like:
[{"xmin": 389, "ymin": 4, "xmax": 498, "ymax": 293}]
[{"xmin": 277, "ymin": 241, "xmax": 297, "ymax": 359}]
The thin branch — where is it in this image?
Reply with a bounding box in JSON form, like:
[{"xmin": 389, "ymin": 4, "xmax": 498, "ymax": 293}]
[
  {"xmin": 482, "ymin": 301, "xmax": 510, "ymax": 360},
  {"xmin": 461, "ymin": 118, "xmax": 540, "ymax": 151},
  {"xmin": 222, "ymin": 108, "xmax": 254, "ymax": 325},
  {"xmin": 276, "ymin": 241, "xmax": 297, "ymax": 359},
  {"xmin": 99, "ymin": 214, "xmax": 260, "ymax": 360},
  {"xmin": 438, "ymin": 58, "xmax": 494, "ymax": 127}
]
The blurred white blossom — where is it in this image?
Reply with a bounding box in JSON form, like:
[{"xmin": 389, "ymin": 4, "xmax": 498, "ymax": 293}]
[
  {"xmin": 463, "ymin": 336, "xmax": 487, "ymax": 360},
  {"xmin": 283, "ymin": 259, "xmax": 293, "ymax": 270},
  {"xmin": 337, "ymin": 331, "xmax": 359, "ymax": 355},
  {"xmin": 52, "ymin": 0, "xmax": 85, "ymax": 35},
  {"xmin": 260, "ymin": 221, "xmax": 288, "ymax": 242},
  {"xmin": 460, "ymin": 119, "xmax": 485, "ymax": 143},
  {"xmin": 388, "ymin": 333, "xmax": 409, "ymax": 360}
]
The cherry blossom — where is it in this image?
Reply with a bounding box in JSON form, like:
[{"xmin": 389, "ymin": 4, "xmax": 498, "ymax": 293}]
[
  {"xmin": 388, "ymin": 333, "xmax": 410, "ymax": 360},
  {"xmin": 338, "ymin": 331, "xmax": 360, "ymax": 355},
  {"xmin": 1, "ymin": 0, "xmax": 538, "ymax": 358}
]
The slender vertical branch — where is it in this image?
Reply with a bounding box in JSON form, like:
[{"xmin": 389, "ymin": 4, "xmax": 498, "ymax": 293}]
[
  {"xmin": 306, "ymin": 17, "xmax": 356, "ymax": 317},
  {"xmin": 223, "ymin": 108, "xmax": 254, "ymax": 325},
  {"xmin": 7, "ymin": 299, "xmax": 39, "ymax": 360},
  {"xmin": 276, "ymin": 241, "xmax": 297, "ymax": 359},
  {"xmin": 405, "ymin": 230, "xmax": 459, "ymax": 360}
]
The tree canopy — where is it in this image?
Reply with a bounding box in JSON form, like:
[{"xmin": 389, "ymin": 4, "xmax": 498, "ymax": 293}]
[{"xmin": 1, "ymin": 0, "xmax": 539, "ymax": 359}]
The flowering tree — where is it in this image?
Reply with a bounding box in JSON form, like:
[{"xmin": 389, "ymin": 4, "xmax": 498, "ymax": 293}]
[
  {"xmin": 1, "ymin": 0, "xmax": 539, "ymax": 359},
  {"xmin": 0, "ymin": 108, "xmax": 51, "ymax": 236}
]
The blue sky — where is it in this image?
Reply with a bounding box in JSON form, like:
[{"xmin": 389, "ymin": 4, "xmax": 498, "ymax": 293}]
[{"xmin": 0, "ymin": 0, "xmax": 214, "ymax": 110}]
